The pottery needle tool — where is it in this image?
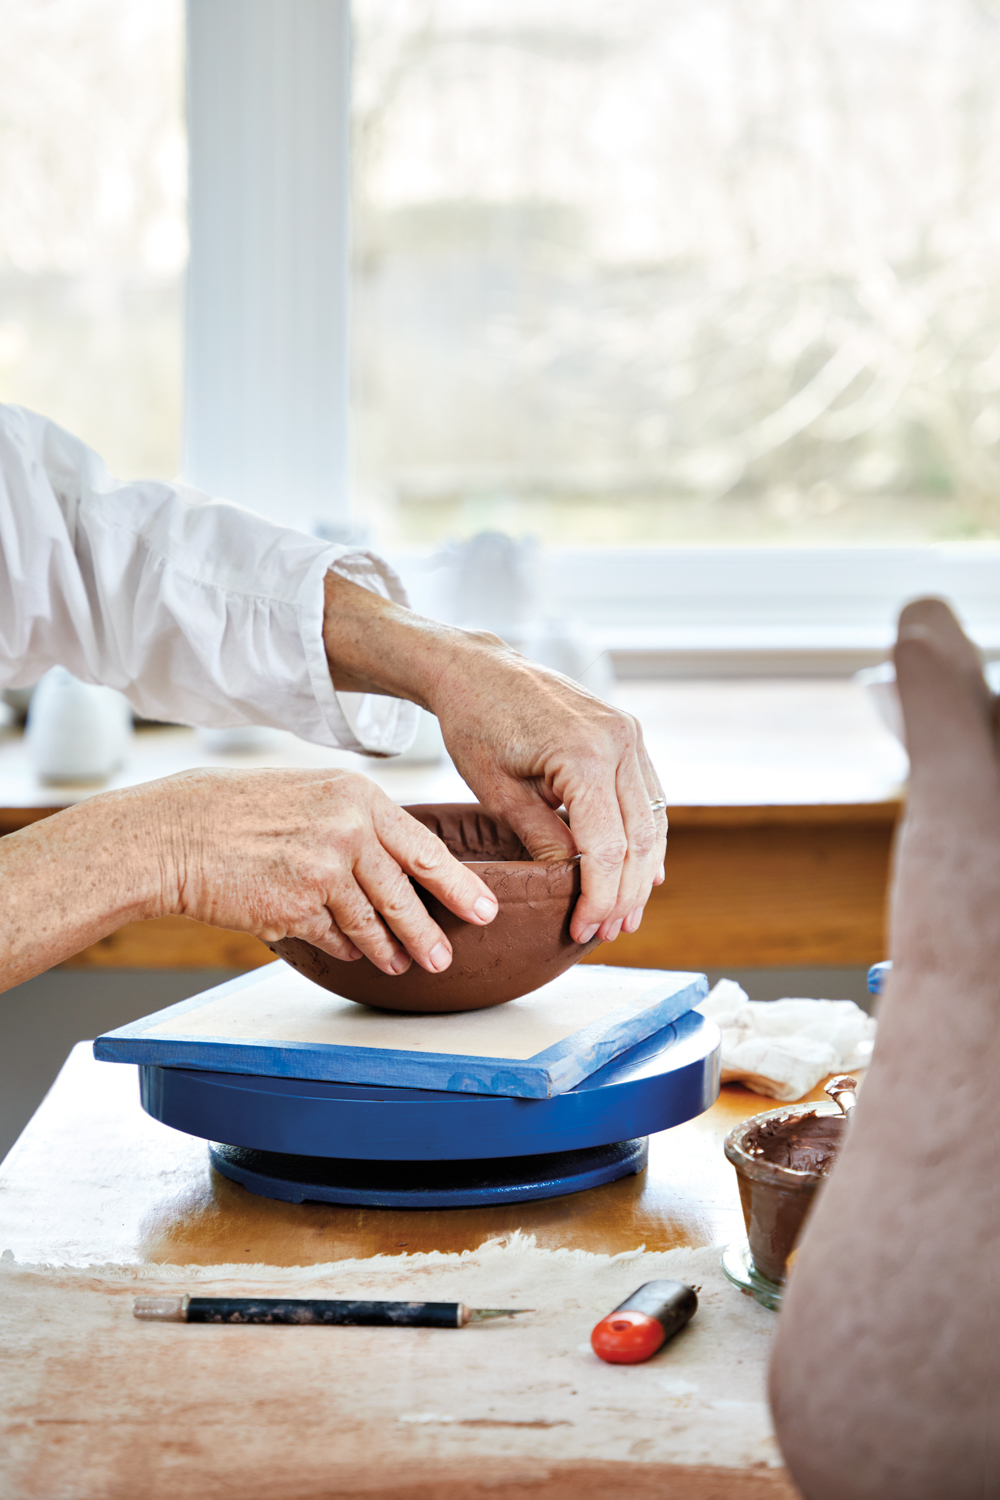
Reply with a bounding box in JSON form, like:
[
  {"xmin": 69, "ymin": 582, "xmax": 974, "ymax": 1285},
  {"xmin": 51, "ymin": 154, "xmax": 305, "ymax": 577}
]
[{"xmin": 134, "ymin": 1296, "xmax": 531, "ymax": 1328}]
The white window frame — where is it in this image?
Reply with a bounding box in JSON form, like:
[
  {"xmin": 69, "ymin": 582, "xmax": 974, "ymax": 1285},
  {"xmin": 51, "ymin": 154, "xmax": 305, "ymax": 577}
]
[{"xmin": 184, "ymin": 2, "xmax": 1000, "ymax": 676}]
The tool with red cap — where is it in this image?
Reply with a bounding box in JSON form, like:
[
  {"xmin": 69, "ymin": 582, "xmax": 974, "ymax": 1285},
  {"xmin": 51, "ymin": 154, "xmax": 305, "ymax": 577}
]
[{"xmin": 591, "ymin": 1280, "xmax": 698, "ymax": 1364}]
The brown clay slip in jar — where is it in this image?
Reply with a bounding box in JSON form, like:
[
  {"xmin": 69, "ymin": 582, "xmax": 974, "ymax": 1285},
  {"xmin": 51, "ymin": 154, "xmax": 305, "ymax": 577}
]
[
  {"xmin": 268, "ymin": 803, "xmax": 601, "ymax": 1014},
  {"xmin": 723, "ymin": 1101, "xmax": 848, "ymax": 1304}
]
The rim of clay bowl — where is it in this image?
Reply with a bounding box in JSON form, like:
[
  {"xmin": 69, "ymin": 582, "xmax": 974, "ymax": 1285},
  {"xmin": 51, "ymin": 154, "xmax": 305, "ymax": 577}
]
[
  {"xmin": 454, "ymin": 854, "xmax": 582, "ymax": 900},
  {"xmin": 401, "ymin": 803, "xmax": 583, "ymax": 904},
  {"xmin": 723, "ymin": 1100, "xmax": 844, "ymax": 1191}
]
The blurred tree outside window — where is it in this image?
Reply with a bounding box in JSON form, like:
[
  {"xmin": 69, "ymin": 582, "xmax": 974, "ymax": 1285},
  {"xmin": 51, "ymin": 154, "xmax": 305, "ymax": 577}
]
[
  {"xmin": 0, "ymin": 0, "xmax": 186, "ymax": 481},
  {"xmin": 352, "ymin": 0, "xmax": 1000, "ymax": 549},
  {"xmin": 4, "ymin": 0, "xmax": 1000, "ymax": 556}
]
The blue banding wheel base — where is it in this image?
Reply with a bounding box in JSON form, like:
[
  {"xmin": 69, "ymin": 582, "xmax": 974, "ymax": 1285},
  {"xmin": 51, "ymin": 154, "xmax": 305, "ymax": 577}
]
[
  {"xmin": 141, "ymin": 1010, "xmax": 720, "ymax": 1162},
  {"xmin": 209, "ymin": 1137, "xmax": 649, "ymax": 1208}
]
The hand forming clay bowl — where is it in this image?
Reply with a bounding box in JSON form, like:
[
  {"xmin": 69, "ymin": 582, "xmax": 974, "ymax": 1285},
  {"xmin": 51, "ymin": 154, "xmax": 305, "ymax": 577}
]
[
  {"xmin": 268, "ymin": 803, "xmax": 601, "ymax": 1014},
  {"xmin": 724, "ymin": 1101, "xmax": 848, "ymax": 1288}
]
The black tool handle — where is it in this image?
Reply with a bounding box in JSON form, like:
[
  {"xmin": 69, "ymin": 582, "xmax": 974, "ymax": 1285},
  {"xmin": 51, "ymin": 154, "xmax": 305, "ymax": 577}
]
[
  {"xmin": 185, "ymin": 1298, "xmax": 462, "ymax": 1327},
  {"xmin": 611, "ymin": 1279, "xmax": 698, "ymax": 1340}
]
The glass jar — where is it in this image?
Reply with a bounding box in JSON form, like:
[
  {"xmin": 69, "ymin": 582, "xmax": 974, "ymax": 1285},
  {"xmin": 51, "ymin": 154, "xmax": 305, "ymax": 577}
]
[{"xmin": 723, "ymin": 1101, "xmax": 844, "ymax": 1302}]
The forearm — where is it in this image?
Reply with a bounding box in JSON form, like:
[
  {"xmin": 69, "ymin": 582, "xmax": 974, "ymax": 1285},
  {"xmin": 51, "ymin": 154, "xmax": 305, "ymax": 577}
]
[
  {"xmin": 322, "ymin": 569, "xmax": 499, "ymax": 710},
  {"xmin": 0, "ymin": 790, "xmax": 167, "ymax": 992}
]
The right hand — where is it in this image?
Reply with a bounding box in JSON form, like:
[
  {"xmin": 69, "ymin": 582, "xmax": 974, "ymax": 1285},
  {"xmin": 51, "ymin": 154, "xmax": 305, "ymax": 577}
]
[
  {"xmin": 153, "ymin": 767, "xmax": 498, "ymax": 975},
  {"xmin": 428, "ymin": 640, "xmax": 666, "ymax": 945}
]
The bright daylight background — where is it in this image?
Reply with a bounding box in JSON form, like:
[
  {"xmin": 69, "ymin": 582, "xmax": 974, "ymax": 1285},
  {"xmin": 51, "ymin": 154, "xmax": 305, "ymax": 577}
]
[
  {"xmin": 3, "ymin": 0, "xmax": 1000, "ymax": 552},
  {"xmin": 0, "ymin": 0, "xmax": 186, "ymax": 478}
]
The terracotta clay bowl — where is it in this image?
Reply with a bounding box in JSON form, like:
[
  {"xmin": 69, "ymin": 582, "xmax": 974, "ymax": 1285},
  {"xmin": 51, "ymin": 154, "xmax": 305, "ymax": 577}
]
[{"xmin": 268, "ymin": 802, "xmax": 601, "ymax": 1013}]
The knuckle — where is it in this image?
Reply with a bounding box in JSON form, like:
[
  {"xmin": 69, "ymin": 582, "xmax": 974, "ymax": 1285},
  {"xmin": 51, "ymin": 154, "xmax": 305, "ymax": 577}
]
[
  {"xmin": 628, "ymin": 826, "xmax": 657, "ymax": 860},
  {"xmin": 297, "ymin": 915, "xmax": 340, "ymax": 949},
  {"xmin": 327, "ymin": 767, "xmax": 371, "ymax": 798},
  {"xmin": 408, "ymin": 834, "xmax": 451, "ymax": 880},
  {"xmin": 572, "ymin": 752, "xmax": 615, "ymax": 785},
  {"xmin": 331, "ymin": 889, "xmax": 379, "ymax": 937},
  {"xmin": 378, "ymin": 881, "xmax": 421, "ymax": 925},
  {"xmin": 256, "ymin": 923, "xmax": 286, "ymax": 943},
  {"xmin": 608, "ymin": 712, "xmax": 638, "ymax": 753},
  {"xmin": 591, "ymin": 839, "xmax": 629, "ymax": 871},
  {"xmin": 340, "ymin": 808, "xmax": 371, "ymax": 845}
]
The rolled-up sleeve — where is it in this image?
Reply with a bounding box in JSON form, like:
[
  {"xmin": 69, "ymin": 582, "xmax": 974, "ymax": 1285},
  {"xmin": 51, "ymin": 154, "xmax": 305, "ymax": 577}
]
[{"xmin": 0, "ymin": 404, "xmax": 417, "ymax": 754}]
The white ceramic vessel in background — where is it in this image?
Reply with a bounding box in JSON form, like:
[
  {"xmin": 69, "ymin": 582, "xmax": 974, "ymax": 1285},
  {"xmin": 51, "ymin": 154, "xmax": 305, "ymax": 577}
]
[
  {"xmin": 429, "ymin": 532, "xmax": 616, "ymax": 696},
  {"xmin": 515, "ymin": 619, "xmax": 616, "ymax": 698},
  {"xmin": 857, "ymin": 659, "xmax": 1000, "ymax": 749},
  {"xmin": 854, "ymin": 662, "xmax": 904, "ymax": 744},
  {"xmin": 195, "ymin": 725, "xmax": 282, "ymax": 755},
  {"xmin": 26, "ymin": 668, "xmax": 133, "ymax": 784}
]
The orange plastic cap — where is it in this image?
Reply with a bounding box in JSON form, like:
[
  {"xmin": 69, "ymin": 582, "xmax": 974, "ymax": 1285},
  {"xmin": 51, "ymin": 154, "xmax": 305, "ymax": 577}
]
[{"xmin": 590, "ymin": 1309, "xmax": 666, "ymax": 1365}]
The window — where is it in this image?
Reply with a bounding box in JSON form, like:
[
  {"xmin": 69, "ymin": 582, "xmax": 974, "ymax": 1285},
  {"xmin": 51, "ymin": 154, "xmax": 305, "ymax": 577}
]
[
  {"xmin": 5, "ymin": 2, "xmax": 998, "ymax": 666},
  {"xmin": 0, "ymin": 0, "xmax": 186, "ymax": 479},
  {"xmin": 352, "ymin": 0, "xmax": 1000, "ymax": 554}
]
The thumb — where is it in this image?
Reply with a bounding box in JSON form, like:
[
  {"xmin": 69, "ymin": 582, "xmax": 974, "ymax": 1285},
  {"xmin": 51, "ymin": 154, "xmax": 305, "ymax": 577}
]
[{"xmin": 489, "ymin": 785, "xmax": 578, "ymax": 864}]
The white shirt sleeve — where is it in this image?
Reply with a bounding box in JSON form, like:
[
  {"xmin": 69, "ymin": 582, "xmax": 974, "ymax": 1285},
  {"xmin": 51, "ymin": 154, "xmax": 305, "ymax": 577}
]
[{"xmin": 0, "ymin": 404, "xmax": 417, "ymax": 755}]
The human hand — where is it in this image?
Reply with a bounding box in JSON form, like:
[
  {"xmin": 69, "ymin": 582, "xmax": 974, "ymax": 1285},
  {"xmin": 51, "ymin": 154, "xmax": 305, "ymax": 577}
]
[
  {"xmin": 320, "ymin": 571, "xmax": 665, "ymax": 946},
  {"xmin": 158, "ymin": 767, "xmax": 498, "ymax": 974},
  {"xmin": 427, "ymin": 637, "xmax": 667, "ymax": 944}
]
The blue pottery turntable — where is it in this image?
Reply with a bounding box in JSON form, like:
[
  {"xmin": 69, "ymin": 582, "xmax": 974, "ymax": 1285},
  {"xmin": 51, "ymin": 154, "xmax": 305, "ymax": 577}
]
[
  {"xmin": 139, "ymin": 1008, "xmax": 721, "ymax": 1207},
  {"xmin": 99, "ymin": 963, "xmax": 722, "ymax": 1209}
]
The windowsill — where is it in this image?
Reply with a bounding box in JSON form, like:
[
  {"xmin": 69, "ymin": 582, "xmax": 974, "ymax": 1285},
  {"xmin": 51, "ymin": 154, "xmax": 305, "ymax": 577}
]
[
  {"xmin": 388, "ymin": 542, "xmax": 1000, "ymax": 678},
  {"xmin": 0, "ymin": 676, "xmax": 907, "ymax": 819},
  {"xmin": 607, "ymin": 625, "xmax": 897, "ymax": 679}
]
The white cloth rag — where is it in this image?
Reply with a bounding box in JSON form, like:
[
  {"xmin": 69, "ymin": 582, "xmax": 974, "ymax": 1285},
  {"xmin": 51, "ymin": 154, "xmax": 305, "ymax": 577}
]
[{"xmin": 697, "ymin": 978, "xmax": 876, "ymax": 1101}]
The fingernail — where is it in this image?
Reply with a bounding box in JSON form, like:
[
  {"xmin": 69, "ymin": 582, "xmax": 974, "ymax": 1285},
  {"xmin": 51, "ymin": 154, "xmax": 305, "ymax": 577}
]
[
  {"xmin": 626, "ymin": 907, "xmax": 644, "ymax": 934},
  {"xmin": 474, "ymin": 896, "xmax": 498, "ymax": 922},
  {"xmin": 389, "ymin": 953, "xmax": 410, "ymax": 975},
  {"xmin": 607, "ymin": 919, "xmax": 624, "ymax": 942},
  {"xmin": 579, "ymin": 924, "xmax": 599, "ymax": 944},
  {"xmin": 429, "ymin": 940, "xmax": 452, "ymax": 972},
  {"xmin": 346, "ymin": 944, "xmax": 363, "ymax": 960}
]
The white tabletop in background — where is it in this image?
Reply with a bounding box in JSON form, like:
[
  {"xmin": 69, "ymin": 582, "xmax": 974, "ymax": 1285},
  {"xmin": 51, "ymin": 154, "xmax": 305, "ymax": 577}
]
[{"xmin": 0, "ymin": 678, "xmax": 907, "ymax": 811}]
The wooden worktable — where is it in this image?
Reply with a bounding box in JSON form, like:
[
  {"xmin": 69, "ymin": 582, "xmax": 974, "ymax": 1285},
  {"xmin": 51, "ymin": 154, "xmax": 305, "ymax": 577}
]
[
  {"xmin": 1, "ymin": 681, "xmax": 892, "ymax": 1496},
  {"xmin": 0, "ymin": 678, "xmax": 906, "ymax": 972},
  {"xmin": 1, "ymin": 1044, "xmax": 816, "ymax": 1267},
  {"xmin": 1, "ymin": 1043, "xmax": 822, "ymax": 1497}
]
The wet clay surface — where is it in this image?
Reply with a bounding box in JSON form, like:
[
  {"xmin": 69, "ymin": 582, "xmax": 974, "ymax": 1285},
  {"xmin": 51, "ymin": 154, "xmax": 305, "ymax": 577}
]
[
  {"xmin": 271, "ymin": 804, "xmax": 601, "ymax": 1014},
  {"xmin": 745, "ymin": 1111, "xmax": 847, "ymax": 1176}
]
